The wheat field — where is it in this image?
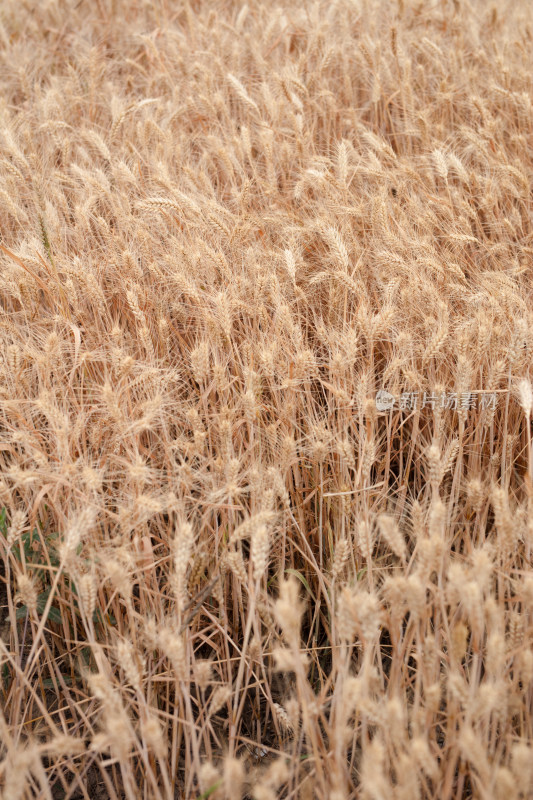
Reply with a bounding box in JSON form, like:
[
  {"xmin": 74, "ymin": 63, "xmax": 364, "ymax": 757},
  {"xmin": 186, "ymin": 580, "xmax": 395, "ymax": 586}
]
[{"xmin": 1, "ymin": 0, "xmax": 533, "ymax": 797}]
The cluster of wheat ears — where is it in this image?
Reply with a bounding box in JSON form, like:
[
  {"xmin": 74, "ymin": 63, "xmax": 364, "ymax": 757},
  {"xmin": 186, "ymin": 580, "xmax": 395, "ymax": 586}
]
[{"xmin": 0, "ymin": 0, "xmax": 533, "ymax": 797}]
